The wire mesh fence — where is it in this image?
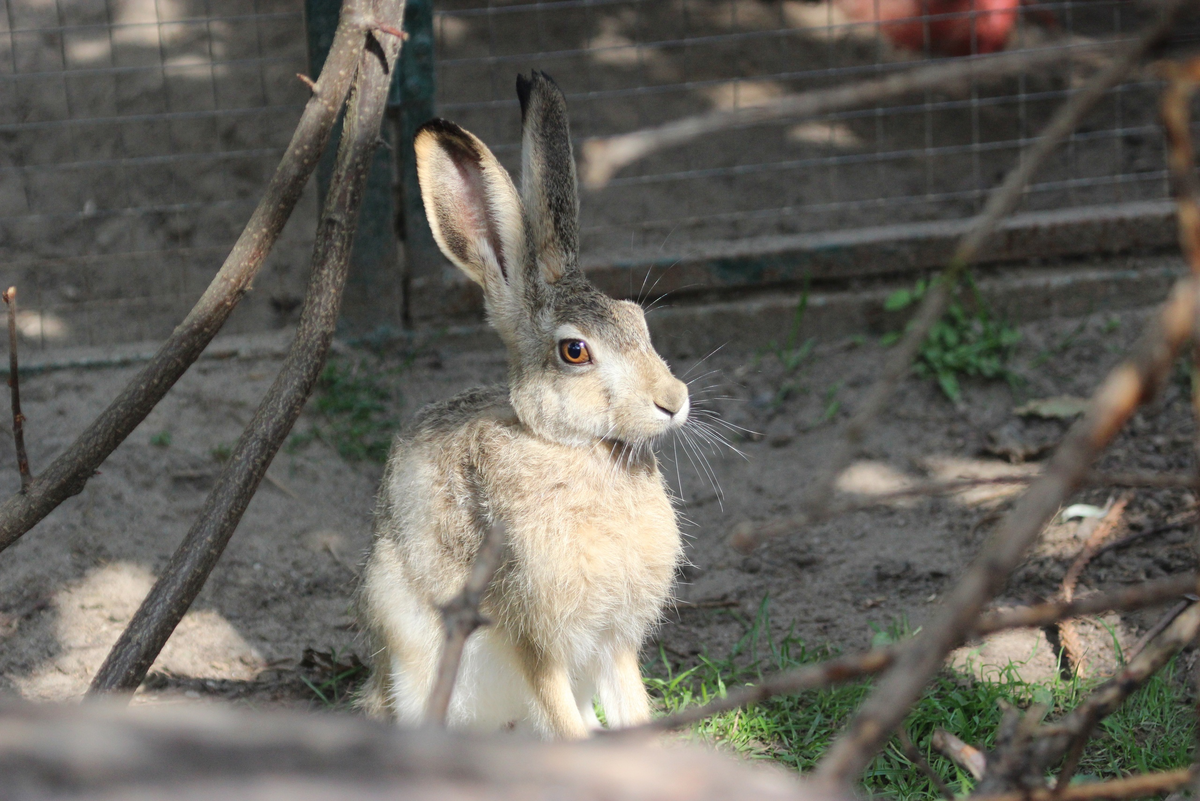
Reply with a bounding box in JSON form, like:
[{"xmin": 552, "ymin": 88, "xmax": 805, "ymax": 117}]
[
  {"xmin": 0, "ymin": 0, "xmax": 314, "ymax": 350},
  {"xmin": 433, "ymin": 0, "xmax": 1179, "ymax": 265},
  {"xmin": 0, "ymin": 0, "xmax": 1192, "ymax": 350}
]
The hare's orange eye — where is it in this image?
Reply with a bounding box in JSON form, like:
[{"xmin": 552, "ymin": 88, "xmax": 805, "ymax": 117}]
[{"xmin": 558, "ymin": 339, "xmax": 591, "ymax": 365}]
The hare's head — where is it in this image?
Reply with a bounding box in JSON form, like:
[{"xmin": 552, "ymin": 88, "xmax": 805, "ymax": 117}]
[{"xmin": 415, "ymin": 71, "xmax": 687, "ymax": 450}]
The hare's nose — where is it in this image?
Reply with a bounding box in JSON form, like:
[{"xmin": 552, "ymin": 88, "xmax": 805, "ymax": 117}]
[{"xmin": 654, "ymin": 380, "xmax": 689, "ymax": 419}]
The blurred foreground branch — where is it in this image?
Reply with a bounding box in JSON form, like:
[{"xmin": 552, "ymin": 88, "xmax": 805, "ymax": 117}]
[
  {"xmin": 3, "ymin": 287, "xmax": 30, "ymax": 492},
  {"xmin": 582, "ymin": 46, "xmax": 1111, "ymax": 188},
  {"xmin": 426, "ymin": 522, "xmax": 508, "ymax": 725}
]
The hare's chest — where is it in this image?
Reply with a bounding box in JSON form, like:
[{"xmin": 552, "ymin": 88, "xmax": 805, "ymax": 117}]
[{"xmin": 492, "ymin": 445, "xmax": 681, "ymax": 637}]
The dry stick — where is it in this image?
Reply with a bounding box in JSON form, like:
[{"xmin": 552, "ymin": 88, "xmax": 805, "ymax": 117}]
[
  {"xmin": 579, "ymin": 45, "xmax": 1114, "ymax": 188},
  {"xmin": 971, "ymin": 769, "xmax": 1194, "ymax": 801},
  {"xmin": 86, "ymin": 0, "xmax": 407, "ymax": 696},
  {"xmin": 2, "ymin": 288, "xmax": 30, "ymax": 492},
  {"xmin": 809, "ymin": 6, "xmax": 1194, "ymax": 785},
  {"xmin": 425, "ymin": 522, "xmax": 508, "ymax": 726},
  {"xmin": 0, "ymin": 1, "xmax": 372, "ymax": 555},
  {"xmin": 1058, "ymin": 495, "xmax": 1129, "ymax": 677},
  {"xmin": 621, "ymin": 573, "xmax": 1197, "ymax": 736},
  {"xmin": 732, "ymin": 0, "xmax": 1191, "ymax": 558},
  {"xmin": 931, "ymin": 728, "xmax": 987, "ymax": 781}
]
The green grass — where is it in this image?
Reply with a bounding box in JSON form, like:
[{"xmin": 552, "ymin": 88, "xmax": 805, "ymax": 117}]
[
  {"xmin": 647, "ymin": 603, "xmax": 1194, "ymax": 799},
  {"xmin": 883, "ymin": 276, "xmax": 1020, "ymax": 402}
]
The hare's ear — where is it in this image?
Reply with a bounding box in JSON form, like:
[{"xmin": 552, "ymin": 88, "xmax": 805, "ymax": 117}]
[
  {"xmin": 414, "ymin": 119, "xmax": 526, "ymax": 309},
  {"xmin": 517, "ymin": 71, "xmax": 579, "ymax": 285}
]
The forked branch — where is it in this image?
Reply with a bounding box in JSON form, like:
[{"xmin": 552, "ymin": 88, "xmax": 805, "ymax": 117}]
[
  {"xmin": 86, "ymin": 0, "xmax": 408, "ymax": 696},
  {"xmin": 426, "ymin": 522, "xmax": 509, "ymax": 726}
]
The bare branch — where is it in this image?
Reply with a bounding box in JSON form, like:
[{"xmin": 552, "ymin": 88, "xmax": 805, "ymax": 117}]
[
  {"xmin": 426, "ymin": 522, "xmax": 509, "ymax": 726},
  {"xmin": 86, "ymin": 0, "xmax": 408, "ymax": 696},
  {"xmin": 1058, "ymin": 495, "xmax": 1130, "ymax": 676},
  {"xmin": 2, "ymin": 287, "xmax": 30, "ymax": 492},
  {"xmin": 733, "ymin": 0, "xmax": 1193, "ymax": 557},
  {"xmin": 0, "ymin": 0, "xmax": 374, "ymax": 555},
  {"xmin": 973, "ymin": 573, "xmax": 1198, "ymax": 634},
  {"xmin": 581, "ymin": 46, "xmax": 1112, "ymax": 188}
]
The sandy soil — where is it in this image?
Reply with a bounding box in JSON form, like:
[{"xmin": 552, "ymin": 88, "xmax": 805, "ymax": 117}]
[{"xmin": 0, "ymin": 293, "xmax": 1194, "ymax": 708}]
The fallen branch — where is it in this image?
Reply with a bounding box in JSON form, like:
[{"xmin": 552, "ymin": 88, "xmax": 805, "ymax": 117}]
[
  {"xmin": 0, "ymin": 699, "xmax": 823, "ymax": 801},
  {"xmin": 86, "ymin": 0, "xmax": 407, "ymax": 696},
  {"xmin": 426, "ymin": 522, "xmax": 508, "ymax": 726},
  {"xmin": 2, "ymin": 287, "xmax": 30, "ymax": 492},
  {"xmin": 732, "ymin": 0, "xmax": 1192, "ymax": 557},
  {"xmin": 0, "ymin": 0, "xmax": 373, "ymax": 555},
  {"xmin": 580, "ymin": 45, "xmax": 1113, "ymax": 188}
]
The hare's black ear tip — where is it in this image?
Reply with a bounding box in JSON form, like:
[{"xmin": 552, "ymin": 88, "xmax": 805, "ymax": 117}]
[
  {"xmin": 516, "ymin": 73, "xmax": 533, "ymax": 117},
  {"xmin": 417, "ymin": 118, "xmax": 463, "ymax": 139}
]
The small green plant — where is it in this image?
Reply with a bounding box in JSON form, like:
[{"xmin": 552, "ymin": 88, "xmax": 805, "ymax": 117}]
[
  {"xmin": 759, "ymin": 285, "xmax": 816, "ymax": 407},
  {"xmin": 210, "ymin": 442, "xmax": 232, "ymax": 462},
  {"xmin": 149, "ymin": 430, "xmax": 172, "ymax": 448},
  {"xmin": 648, "ymin": 601, "xmax": 1193, "ymax": 800},
  {"xmin": 298, "ymin": 647, "xmax": 367, "ymax": 710},
  {"xmin": 289, "ymin": 357, "xmax": 408, "ymax": 463},
  {"xmin": 883, "ymin": 277, "xmax": 1020, "ymax": 402}
]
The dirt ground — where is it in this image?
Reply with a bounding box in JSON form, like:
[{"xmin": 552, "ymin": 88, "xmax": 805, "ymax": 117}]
[{"xmin": 0, "ymin": 290, "xmax": 1194, "ymax": 709}]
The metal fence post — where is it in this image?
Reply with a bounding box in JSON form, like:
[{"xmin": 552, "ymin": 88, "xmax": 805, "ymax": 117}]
[
  {"xmin": 392, "ymin": 0, "xmax": 443, "ymax": 328},
  {"xmin": 306, "ymin": 0, "xmax": 410, "ymax": 338}
]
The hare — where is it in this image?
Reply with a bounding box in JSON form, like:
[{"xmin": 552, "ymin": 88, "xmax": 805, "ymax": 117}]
[{"xmin": 358, "ymin": 71, "xmax": 689, "ymax": 739}]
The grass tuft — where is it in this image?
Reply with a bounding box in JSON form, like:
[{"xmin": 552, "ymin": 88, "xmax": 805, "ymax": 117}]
[{"xmin": 647, "ymin": 601, "xmax": 1194, "ymax": 799}]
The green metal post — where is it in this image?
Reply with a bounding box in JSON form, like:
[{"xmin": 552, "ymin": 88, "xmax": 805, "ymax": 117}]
[
  {"xmin": 392, "ymin": 0, "xmax": 443, "ymax": 327},
  {"xmin": 305, "ymin": 0, "xmax": 407, "ymax": 337}
]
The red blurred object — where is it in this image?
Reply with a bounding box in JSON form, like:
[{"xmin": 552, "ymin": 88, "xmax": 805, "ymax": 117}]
[{"xmin": 835, "ymin": 0, "xmax": 1028, "ymax": 56}]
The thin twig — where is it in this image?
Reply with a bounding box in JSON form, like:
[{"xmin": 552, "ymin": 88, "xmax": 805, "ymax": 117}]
[
  {"xmin": 425, "ymin": 522, "xmax": 509, "ymax": 726},
  {"xmin": 0, "ymin": 0, "xmax": 374, "ymax": 556},
  {"xmin": 931, "ymin": 728, "xmax": 987, "ymax": 781},
  {"xmin": 899, "ymin": 727, "xmax": 957, "ymax": 800},
  {"xmin": 1125, "ymin": 598, "xmax": 1193, "ymax": 662},
  {"xmin": 3, "ymin": 287, "xmax": 30, "ymax": 492},
  {"xmin": 86, "ymin": 0, "xmax": 408, "ymax": 696},
  {"xmin": 733, "ymin": 0, "xmax": 1192, "ymax": 559},
  {"xmin": 580, "ymin": 45, "xmax": 1115, "ymax": 188}
]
